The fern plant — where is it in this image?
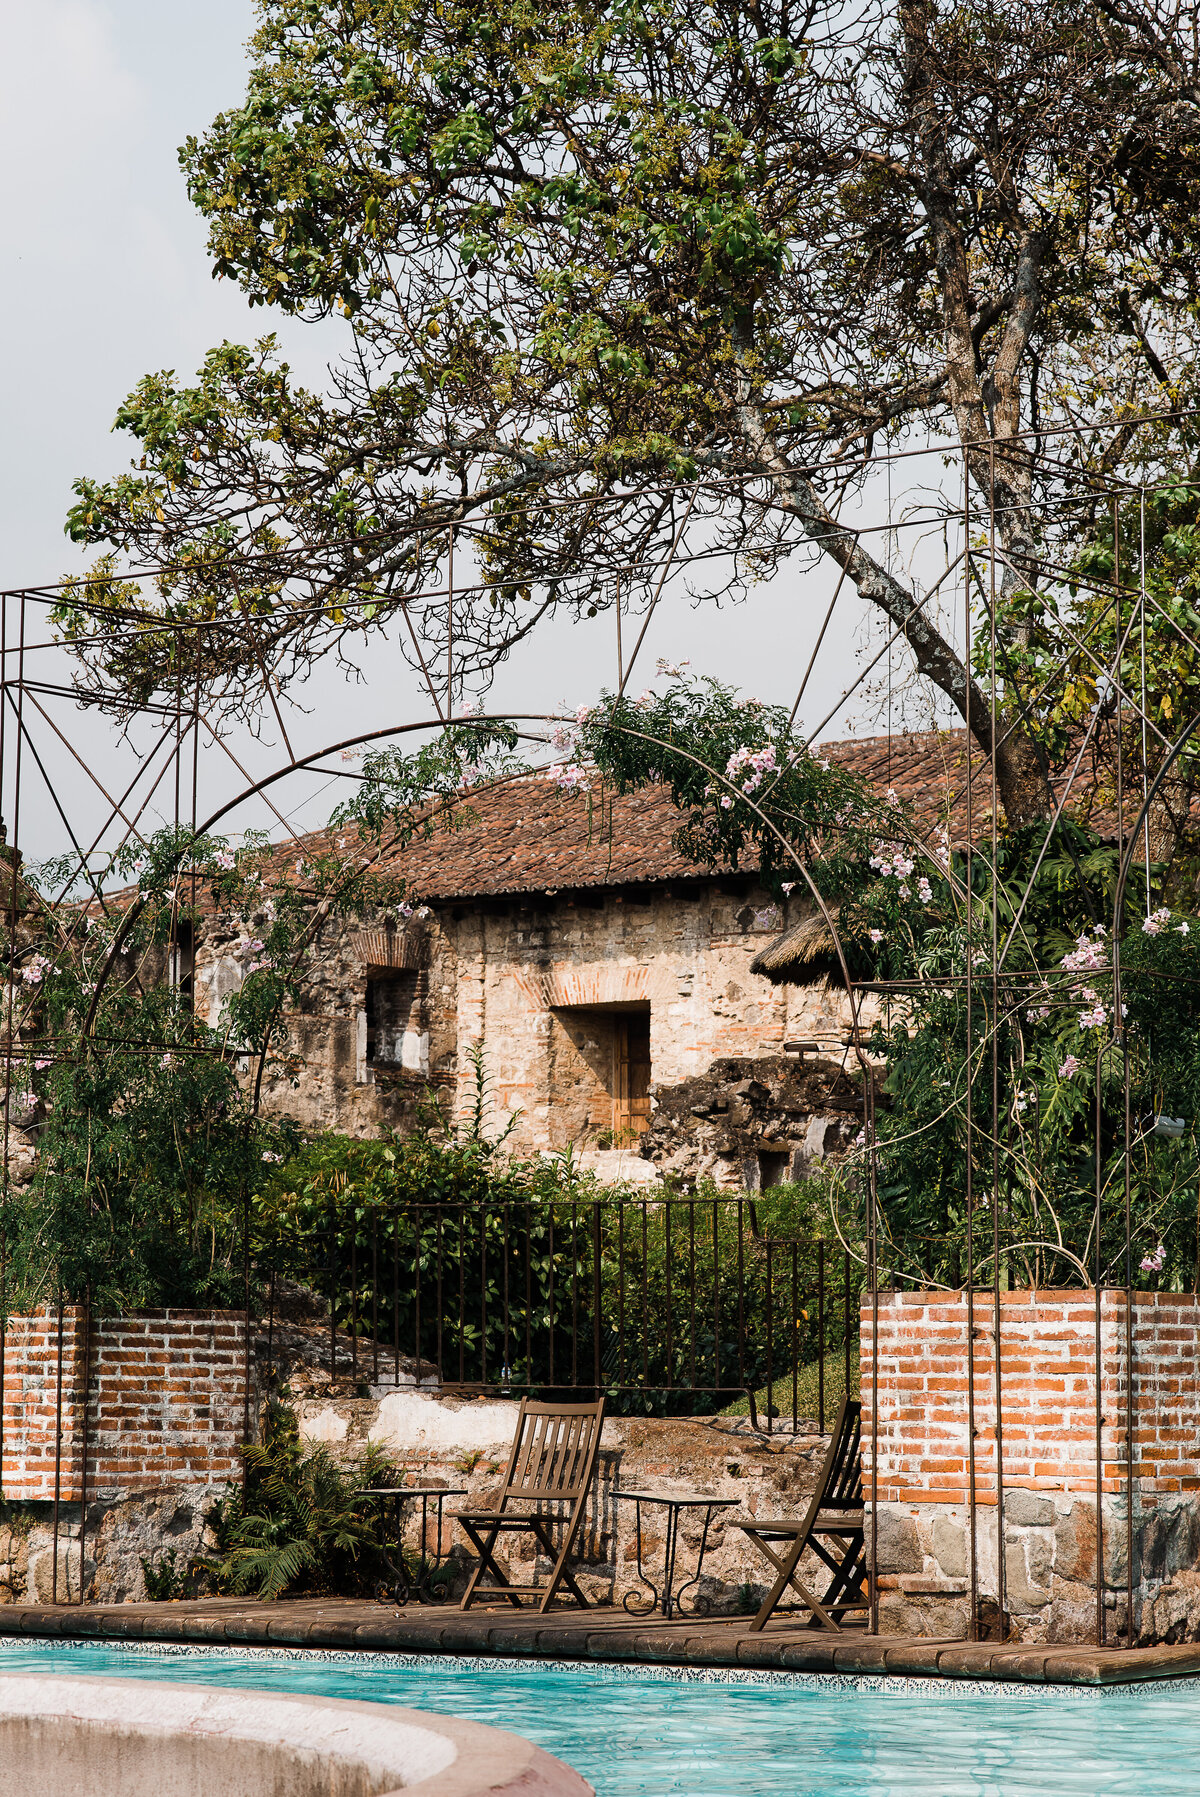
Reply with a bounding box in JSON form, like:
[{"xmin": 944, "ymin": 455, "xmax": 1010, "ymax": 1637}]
[{"xmin": 201, "ymin": 1404, "xmax": 398, "ymax": 1601}]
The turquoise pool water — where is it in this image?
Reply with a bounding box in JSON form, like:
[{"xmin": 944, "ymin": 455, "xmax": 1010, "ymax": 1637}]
[{"xmin": 0, "ymin": 1640, "xmax": 1193, "ymax": 1796}]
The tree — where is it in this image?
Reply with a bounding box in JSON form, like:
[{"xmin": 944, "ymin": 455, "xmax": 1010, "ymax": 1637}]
[{"xmin": 61, "ymin": 0, "xmax": 1200, "ymax": 824}]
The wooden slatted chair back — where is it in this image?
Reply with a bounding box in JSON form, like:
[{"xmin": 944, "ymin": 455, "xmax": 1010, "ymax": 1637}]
[
  {"xmin": 822, "ymin": 1398, "xmax": 863, "ymax": 1511},
  {"xmin": 796, "ymin": 1395, "xmax": 862, "ymax": 1536},
  {"xmin": 498, "ymin": 1398, "xmax": 606, "ymax": 1508}
]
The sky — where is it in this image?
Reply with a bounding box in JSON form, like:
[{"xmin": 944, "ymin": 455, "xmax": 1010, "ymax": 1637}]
[{"xmin": 0, "ymin": 0, "xmax": 962, "ymax": 866}]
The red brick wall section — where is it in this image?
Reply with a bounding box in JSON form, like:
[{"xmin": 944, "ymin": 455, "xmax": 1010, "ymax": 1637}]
[
  {"xmin": 1, "ymin": 1308, "xmax": 248, "ymax": 1502},
  {"xmin": 0, "ymin": 1309, "xmax": 87, "ymax": 1503},
  {"xmin": 860, "ymin": 1289, "xmax": 1200, "ymax": 1507}
]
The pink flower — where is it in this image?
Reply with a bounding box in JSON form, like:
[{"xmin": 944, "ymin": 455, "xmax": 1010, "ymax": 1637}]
[
  {"xmin": 869, "ymin": 928, "xmax": 884, "ymax": 944},
  {"xmin": 550, "ymin": 763, "xmax": 591, "ymax": 794},
  {"xmin": 917, "ymin": 877, "xmax": 932, "ymax": 903},
  {"xmin": 1142, "ymin": 907, "xmax": 1171, "ymax": 936},
  {"xmin": 1140, "ymin": 1243, "xmax": 1166, "ymax": 1273},
  {"xmin": 1058, "ymin": 1055, "xmax": 1081, "ymax": 1079},
  {"xmin": 214, "ymin": 850, "xmax": 236, "ymax": 871},
  {"xmin": 719, "ymin": 795, "xmax": 733, "ymax": 809},
  {"xmin": 1078, "ymin": 1003, "xmax": 1108, "ymax": 1030}
]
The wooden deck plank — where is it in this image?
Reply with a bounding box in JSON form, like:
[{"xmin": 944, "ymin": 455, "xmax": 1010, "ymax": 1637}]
[{"xmin": 0, "ymin": 1599, "xmax": 1198, "ymax": 1684}]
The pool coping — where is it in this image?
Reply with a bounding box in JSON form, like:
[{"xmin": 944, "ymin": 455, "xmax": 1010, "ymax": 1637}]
[{"xmin": 4, "ymin": 1599, "xmax": 1200, "ymax": 1686}]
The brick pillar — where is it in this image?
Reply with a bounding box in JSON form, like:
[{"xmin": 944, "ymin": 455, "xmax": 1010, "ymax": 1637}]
[{"xmin": 860, "ymin": 1289, "xmax": 1200, "ymax": 1644}]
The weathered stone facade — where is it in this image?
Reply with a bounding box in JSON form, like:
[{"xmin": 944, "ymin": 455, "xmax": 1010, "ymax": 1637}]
[{"xmin": 189, "ymin": 778, "xmax": 869, "ymax": 1178}]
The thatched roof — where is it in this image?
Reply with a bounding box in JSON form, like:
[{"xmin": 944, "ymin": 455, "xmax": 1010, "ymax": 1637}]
[{"xmin": 751, "ymin": 913, "xmax": 847, "ymax": 988}]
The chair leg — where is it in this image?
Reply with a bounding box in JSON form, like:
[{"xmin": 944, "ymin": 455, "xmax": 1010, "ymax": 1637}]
[
  {"xmin": 531, "ymin": 1513, "xmax": 591, "ymax": 1613},
  {"xmin": 746, "ymin": 1530, "xmax": 841, "ymax": 1633},
  {"xmin": 815, "ymin": 1532, "xmax": 869, "ymax": 1614},
  {"xmin": 458, "ymin": 1520, "xmax": 522, "ymax": 1611}
]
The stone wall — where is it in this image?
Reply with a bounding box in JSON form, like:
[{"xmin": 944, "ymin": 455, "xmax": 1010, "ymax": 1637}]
[
  {"xmin": 296, "ymin": 1386, "xmax": 827, "ymax": 1613},
  {"xmin": 192, "ymin": 877, "xmax": 865, "ymax": 1162},
  {"xmin": 861, "ymin": 1289, "xmax": 1200, "ymax": 1643}
]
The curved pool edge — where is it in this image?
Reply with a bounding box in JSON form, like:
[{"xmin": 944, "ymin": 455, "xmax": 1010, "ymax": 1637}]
[{"xmin": 0, "ymin": 1672, "xmax": 594, "ymax": 1797}]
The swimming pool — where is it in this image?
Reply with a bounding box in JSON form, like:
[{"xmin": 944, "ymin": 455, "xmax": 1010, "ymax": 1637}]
[{"xmin": 0, "ymin": 1639, "xmax": 1192, "ymax": 1796}]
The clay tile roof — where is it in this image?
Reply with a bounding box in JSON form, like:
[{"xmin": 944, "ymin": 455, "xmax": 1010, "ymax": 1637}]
[
  {"xmin": 293, "ymin": 777, "xmax": 721, "ymax": 901},
  {"xmin": 91, "ymin": 725, "xmax": 1124, "ymax": 912}
]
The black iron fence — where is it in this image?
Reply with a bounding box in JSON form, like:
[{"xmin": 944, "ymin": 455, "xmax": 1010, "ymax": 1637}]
[{"xmin": 259, "ymin": 1197, "xmax": 860, "ymax": 1432}]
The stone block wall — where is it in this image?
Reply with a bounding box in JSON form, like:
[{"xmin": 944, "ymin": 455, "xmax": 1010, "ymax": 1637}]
[
  {"xmin": 861, "ymin": 1289, "xmax": 1200, "ymax": 1643},
  {"xmin": 1, "ymin": 1308, "xmax": 248, "ymax": 1503},
  {"xmin": 295, "ymin": 1386, "xmax": 828, "ymax": 1614}
]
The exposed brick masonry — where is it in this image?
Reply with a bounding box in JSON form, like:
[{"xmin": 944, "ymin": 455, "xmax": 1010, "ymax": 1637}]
[
  {"xmin": 861, "ymin": 1289, "xmax": 1200, "ymax": 1504},
  {"xmin": 1, "ymin": 1308, "xmax": 247, "ymax": 1502}
]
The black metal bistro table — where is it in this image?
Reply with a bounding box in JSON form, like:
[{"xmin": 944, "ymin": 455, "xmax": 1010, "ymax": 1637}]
[
  {"xmin": 614, "ymin": 1490, "xmax": 741, "ymax": 1620},
  {"xmin": 362, "ymin": 1485, "xmax": 467, "ymax": 1606}
]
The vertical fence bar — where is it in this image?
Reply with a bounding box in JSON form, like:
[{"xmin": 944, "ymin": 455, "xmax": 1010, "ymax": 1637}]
[
  {"xmin": 791, "ymin": 1242, "xmax": 799, "ymax": 1433},
  {"xmin": 502, "ymin": 1203, "xmax": 511, "ymax": 1385},
  {"xmin": 51, "ymin": 1290, "xmax": 64, "ymax": 1603},
  {"xmin": 524, "ymin": 1201, "xmax": 532, "ymax": 1386},
  {"xmin": 400, "ymin": 1207, "xmax": 409, "ymax": 1387},
  {"xmin": 665, "ymin": 1199, "xmax": 674, "ymax": 1390},
  {"xmin": 688, "ymin": 1201, "xmax": 697, "ymax": 1396},
  {"xmin": 548, "ymin": 1207, "xmax": 556, "ymax": 1386},
  {"xmin": 765, "ymin": 1242, "xmax": 774, "ymax": 1436},
  {"xmin": 436, "ymin": 1211, "xmax": 444, "ymax": 1385},
  {"xmin": 457, "ymin": 1209, "xmax": 465, "ymax": 1384},
  {"xmin": 818, "ymin": 1239, "xmax": 826, "ymax": 1433},
  {"xmin": 371, "ymin": 1214, "xmax": 379, "ymax": 1384},
  {"xmin": 570, "ymin": 1203, "xmax": 579, "ymax": 1388},
  {"xmin": 737, "ymin": 1199, "xmax": 747, "ymax": 1403},
  {"xmin": 617, "ymin": 1202, "xmax": 626, "ymax": 1387},
  {"xmin": 843, "ymin": 1249, "xmax": 851, "ymax": 1403},
  {"xmin": 712, "ymin": 1199, "xmax": 720, "ymax": 1398},
  {"xmin": 640, "ymin": 1203, "xmax": 649, "ymax": 1388},
  {"xmin": 480, "ymin": 1206, "xmax": 488, "ymax": 1387},
  {"xmin": 592, "ymin": 1202, "xmax": 602, "ymax": 1394},
  {"xmin": 78, "ymin": 1294, "xmax": 91, "ymax": 1604},
  {"xmin": 350, "ymin": 1229, "xmax": 359, "ymax": 1385},
  {"xmin": 329, "ymin": 1204, "xmax": 337, "ymax": 1384}
]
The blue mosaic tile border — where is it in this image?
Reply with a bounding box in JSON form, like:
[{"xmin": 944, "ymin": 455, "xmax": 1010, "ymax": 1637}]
[{"xmin": 2, "ymin": 1635, "xmax": 1196, "ymax": 1701}]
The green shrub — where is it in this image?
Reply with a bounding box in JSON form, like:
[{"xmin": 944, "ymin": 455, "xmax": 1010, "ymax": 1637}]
[{"xmin": 201, "ymin": 1404, "xmax": 398, "ymax": 1600}]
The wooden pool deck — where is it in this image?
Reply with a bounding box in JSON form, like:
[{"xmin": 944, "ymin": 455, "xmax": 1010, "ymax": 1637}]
[{"xmin": 2, "ymin": 1598, "xmax": 1200, "ymax": 1685}]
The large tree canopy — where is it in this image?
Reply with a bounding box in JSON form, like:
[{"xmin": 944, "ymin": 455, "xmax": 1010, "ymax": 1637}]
[{"xmin": 62, "ymin": 0, "xmax": 1200, "ymax": 823}]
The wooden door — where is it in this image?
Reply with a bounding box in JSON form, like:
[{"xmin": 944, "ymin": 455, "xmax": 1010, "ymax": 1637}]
[{"xmin": 613, "ymin": 1011, "xmax": 652, "ymax": 1137}]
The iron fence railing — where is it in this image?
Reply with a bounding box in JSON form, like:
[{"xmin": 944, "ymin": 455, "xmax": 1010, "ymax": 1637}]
[{"xmin": 258, "ymin": 1197, "xmax": 860, "ymax": 1432}]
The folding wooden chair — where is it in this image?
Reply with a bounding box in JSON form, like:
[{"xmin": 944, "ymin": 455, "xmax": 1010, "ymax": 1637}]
[
  {"xmin": 735, "ymin": 1395, "xmax": 869, "ymax": 1632},
  {"xmin": 451, "ymin": 1397, "xmax": 606, "ymax": 1613}
]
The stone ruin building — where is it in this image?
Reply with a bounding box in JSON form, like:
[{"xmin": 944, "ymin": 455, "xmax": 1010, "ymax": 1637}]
[{"xmin": 182, "ymin": 727, "xmax": 994, "ymax": 1186}]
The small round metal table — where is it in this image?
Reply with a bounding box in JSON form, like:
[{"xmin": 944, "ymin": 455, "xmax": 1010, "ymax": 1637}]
[
  {"xmin": 361, "ymin": 1485, "xmax": 466, "ymax": 1606},
  {"xmin": 614, "ymin": 1490, "xmax": 741, "ymax": 1619}
]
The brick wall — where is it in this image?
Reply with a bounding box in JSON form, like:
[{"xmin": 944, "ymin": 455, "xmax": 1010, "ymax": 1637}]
[
  {"xmin": 861, "ymin": 1289, "xmax": 1200, "ymax": 1504},
  {"xmin": 860, "ymin": 1289, "xmax": 1200, "ymax": 1642},
  {"xmin": 1, "ymin": 1308, "xmax": 248, "ymax": 1502}
]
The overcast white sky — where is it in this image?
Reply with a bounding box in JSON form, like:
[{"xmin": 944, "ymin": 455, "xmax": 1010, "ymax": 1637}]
[{"xmin": 1, "ymin": 0, "xmax": 960, "ymax": 867}]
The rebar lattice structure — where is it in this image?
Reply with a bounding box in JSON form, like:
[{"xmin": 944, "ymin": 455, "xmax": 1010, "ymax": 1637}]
[{"xmin": 2, "ymin": 424, "xmax": 1198, "ymax": 1642}]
